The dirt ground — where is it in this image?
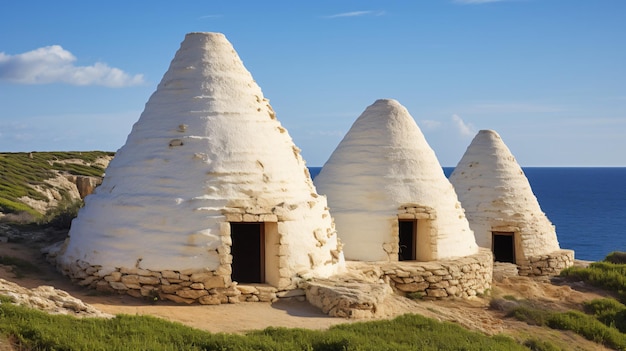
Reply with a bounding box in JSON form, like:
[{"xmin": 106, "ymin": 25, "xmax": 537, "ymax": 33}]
[{"xmin": 0, "ymin": 238, "xmax": 615, "ymax": 350}]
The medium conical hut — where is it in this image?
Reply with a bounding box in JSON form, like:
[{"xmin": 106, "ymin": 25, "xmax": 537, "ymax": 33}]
[
  {"xmin": 54, "ymin": 32, "xmax": 345, "ymax": 303},
  {"xmin": 314, "ymin": 99, "xmax": 478, "ymax": 262},
  {"xmin": 449, "ymin": 130, "xmax": 574, "ymax": 275}
]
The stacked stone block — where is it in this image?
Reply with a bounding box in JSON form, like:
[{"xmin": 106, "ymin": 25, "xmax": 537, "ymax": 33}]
[
  {"xmin": 47, "ymin": 256, "xmax": 279, "ymax": 304},
  {"xmin": 350, "ymin": 248, "xmax": 494, "ymax": 299},
  {"xmin": 517, "ymin": 249, "xmax": 575, "ymax": 276}
]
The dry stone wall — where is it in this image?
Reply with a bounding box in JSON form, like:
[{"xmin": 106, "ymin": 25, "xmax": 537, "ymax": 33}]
[
  {"xmin": 387, "ymin": 248, "xmax": 493, "ymax": 299},
  {"xmin": 517, "ymin": 249, "xmax": 574, "ymax": 276},
  {"xmin": 351, "ymin": 248, "xmax": 493, "ymax": 299},
  {"xmin": 45, "ymin": 249, "xmax": 280, "ymax": 305}
]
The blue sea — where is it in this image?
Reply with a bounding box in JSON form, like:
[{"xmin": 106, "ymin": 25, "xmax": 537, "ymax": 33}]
[{"xmin": 309, "ymin": 167, "xmax": 626, "ymax": 261}]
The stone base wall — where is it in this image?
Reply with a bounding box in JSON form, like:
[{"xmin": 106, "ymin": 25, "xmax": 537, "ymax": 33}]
[
  {"xmin": 517, "ymin": 249, "xmax": 575, "ymax": 276},
  {"xmin": 45, "ymin": 247, "xmax": 494, "ymax": 310},
  {"xmin": 350, "ymin": 248, "xmax": 494, "ymax": 300},
  {"xmin": 49, "ymin": 258, "xmax": 280, "ymax": 305}
]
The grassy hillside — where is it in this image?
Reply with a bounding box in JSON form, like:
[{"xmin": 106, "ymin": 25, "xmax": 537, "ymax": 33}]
[{"xmin": 0, "ymin": 151, "xmax": 114, "ymax": 219}]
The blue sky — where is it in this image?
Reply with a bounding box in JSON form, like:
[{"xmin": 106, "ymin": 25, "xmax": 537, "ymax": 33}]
[{"xmin": 0, "ymin": 1, "xmax": 624, "ymax": 166}]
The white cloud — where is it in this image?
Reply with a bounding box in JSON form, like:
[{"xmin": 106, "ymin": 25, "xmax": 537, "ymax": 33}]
[
  {"xmin": 0, "ymin": 45, "xmax": 144, "ymax": 87},
  {"xmin": 323, "ymin": 10, "xmax": 385, "ymax": 19},
  {"xmin": 452, "ymin": 114, "xmax": 476, "ymax": 137}
]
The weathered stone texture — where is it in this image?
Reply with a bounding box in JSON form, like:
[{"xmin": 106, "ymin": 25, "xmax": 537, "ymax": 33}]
[{"xmin": 517, "ymin": 249, "xmax": 575, "ymax": 276}]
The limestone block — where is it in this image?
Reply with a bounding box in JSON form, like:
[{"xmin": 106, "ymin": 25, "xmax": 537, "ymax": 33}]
[
  {"xmin": 139, "ymin": 276, "xmax": 160, "ymax": 285},
  {"xmin": 425, "ymin": 275, "xmax": 442, "ymax": 283},
  {"xmin": 119, "ymin": 267, "xmax": 143, "ymax": 275},
  {"xmin": 176, "ymin": 288, "xmax": 208, "ymax": 299},
  {"xmin": 225, "ymin": 214, "xmax": 243, "ymax": 222},
  {"xmin": 161, "ymin": 294, "xmax": 195, "ymax": 304},
  {"xmin": 243, "ymin": 214, "xmax": 257, "ymax": 222},
  {"xmin": 104, "ymin": 271, "xmax": 122, "ymax": 282},
  {"xmin": 395, "ymin": 270, "xmax": 410, "ymax": 278},
  {"xmin": 161, "ymin": 284, "xmax": 181, "ymax": 294},
  {"xmin": 236, "ymin": 285, "xmax": 259, "ymax": 295},
  {"xmin": 219, "ymin": 222, "xmax": 231, "ymax": 236},
  {"xmin": 246, "ymin": 295, "xmax": 260, "ymax": 302},
  {"xmin": 161, "ymin": 270, "xmax": 180, "ymax": 280},
  {"xmin": 216, "ymin": 265, "xmax": 232, "ymax": 276},
  {"xmin": 445, "ymin": 286, "xmax": 460, "ymax": 296},
  {"xmin": 121, "ymin": 275, "xmax": 140, "ymax": 285},
  {"xmin": 220, "ymin": 254, "xmax": 233, "ymax": 265},
  {"xmin": 259, "ymin": 214, "xmax": 278, "ymax": 222},
  {"xmin": 109, "ymin": 281, "xmax": 128, "ymax": 290},
  {"xmin": 190, "ymin": 283, "xmax": 205, "ymax": 290},
  {"xmin": 430, "ymin": 280, "xmax": 450, "ymax": 289}
]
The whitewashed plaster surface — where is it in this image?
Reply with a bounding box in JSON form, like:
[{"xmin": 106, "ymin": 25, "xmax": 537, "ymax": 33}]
[
  {"xmin": 314, "ymin": 99, "xmax": 478, "ymax": 262},
  {"xmin": 58, "ymin": 32, "xmax": 344, "ymax": 282},
  {"xmin": 449, "ymin": 130, "xmax": 561, "ymax": 258}
]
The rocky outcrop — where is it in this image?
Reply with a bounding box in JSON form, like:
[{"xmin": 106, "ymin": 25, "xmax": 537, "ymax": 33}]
[
  {"xmin": 69, "ymin": 176, "xmax": 103, "ymax": 199},
  {"xmin": 0, "ymin": 278, "xmax": 112, "ymax": 318}
]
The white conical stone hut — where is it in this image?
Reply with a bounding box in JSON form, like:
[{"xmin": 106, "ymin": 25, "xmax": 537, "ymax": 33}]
[
  {"xmin": 449, "ymin": 130, "xmax": 574, "ymax": 276},
  {"xmin": 314, "ymin": 99, "xmax": 479, "ymax": 262},
  {"xmin": 54, "ymin": 32, "xmax": 344, "ymax": 303}
]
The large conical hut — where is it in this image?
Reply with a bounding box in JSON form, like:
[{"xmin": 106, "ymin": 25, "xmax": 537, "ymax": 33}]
[
  {"xmin": 449, "ymin": 130, "xmax": 574, "ymax": 276},
  {"xmin": 314, "ymin": 99, "xmax": 479, "ymax": 262},
  {"xmin": 53, "ymin": 32, "xmax": 345, "ymax": 303}
]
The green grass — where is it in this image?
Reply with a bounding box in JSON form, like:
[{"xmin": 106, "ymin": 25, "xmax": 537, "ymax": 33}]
[
  {"xmin": 560, "ymin": 251, "xmax": 626, "ymax": 302},
  {"xmin": 0, "ymin": 151, "xmax": 113, "ymax": 216},
  {"xmin": 504, "ymin": 252, "xmax": 626, "ymax": 350},
  {"xmin": 0, "ymin": 302, "xmax": 531, "ymax": 351},
  {"xmin": 511, "ymin": 306, "xmax": 626, "ymax": 350}
]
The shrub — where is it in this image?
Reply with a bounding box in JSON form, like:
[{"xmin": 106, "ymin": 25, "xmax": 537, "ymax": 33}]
[
  {"xmin": 606, "ymin": 252, "xmax": 626, "ymax": 264},
  {"xmin": 584, "ymin": 298, "xmax": 626, "ymax": 333}
]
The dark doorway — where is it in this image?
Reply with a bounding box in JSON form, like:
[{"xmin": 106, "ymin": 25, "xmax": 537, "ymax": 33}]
[
  {"xmin": 230, "ymin": 223, "xmax": 265, "ymax": 283},
  {"xmin": 398, "ymin": 220, "xmax": 416, "ymax": 261},
  {"xmin": 492, "ymin": 232, "xmax": 515, "ymax": 263}
]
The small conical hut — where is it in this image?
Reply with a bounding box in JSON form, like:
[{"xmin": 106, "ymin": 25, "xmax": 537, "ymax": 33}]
[
  {"xmin": 53, "ymin": 32, "xmax": 344, "ymax": 303},
  {"xmin": 314, "ymin": 99, "xmax": 479, "ymax": 262},
  {"xmin": 449, "ymin": 130, "xmax": 574, "ymax": 276}
]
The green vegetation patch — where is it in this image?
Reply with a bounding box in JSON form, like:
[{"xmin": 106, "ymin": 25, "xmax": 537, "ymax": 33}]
[
  {"xmin": 511, "ymin": 305, "xmax": 626, "ymax": 350},
  {"xmin": 0, "ymin": 151, "xmax": 113, "ymax": 216},
  {"xmin": 560, "ymin": 251, "xmax": 626, "ymax": 302},
  {"xmin": 503, "ymin": 253, "xmax": 626, "ymax": 350},
  {"xmin": 0, "ymin": 303, "xmax": 530, "ymax": 351}
]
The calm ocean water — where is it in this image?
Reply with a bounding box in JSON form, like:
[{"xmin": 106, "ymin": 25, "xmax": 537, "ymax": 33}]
[{"xmin": 309, "ymin": 167, "xmax": 626, "ymax": 261}]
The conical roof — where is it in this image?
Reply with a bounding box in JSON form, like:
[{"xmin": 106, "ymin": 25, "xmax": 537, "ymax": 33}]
[
  {"xmin": 314, "ymin": 99, "xmax": 478, "ymax": 261},
  {"xmin": 449, "ymin": 130, "xmax": 560, "ymax": 257},
  {"xmin": 58, "ymin": 33, "xmax": 343, "ymax": 283}
]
